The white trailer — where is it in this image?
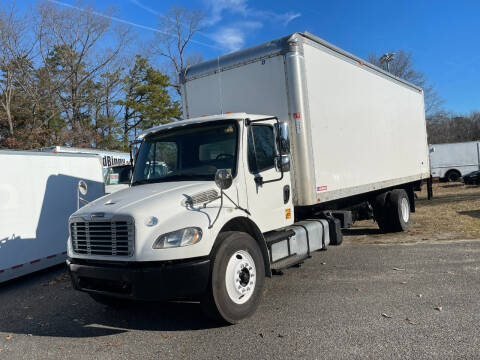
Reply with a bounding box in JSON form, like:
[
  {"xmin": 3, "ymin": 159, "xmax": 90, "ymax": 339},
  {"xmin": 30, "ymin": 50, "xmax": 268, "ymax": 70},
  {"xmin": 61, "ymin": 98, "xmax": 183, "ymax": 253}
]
[
  {"xmin": 429, "ymin": 141, "xmax": 480, "ymax": 181},
  {"xmin": 40, "ymin": 146, "xmax": 132, "ymax": 193},
  {"xmin": 0, "ymin": 151, "xmax": 104, "ymax": 283},
  {"xmin": 40, "ymin": 146, "xmax": 131, "ymax": 172},
  {"xmin": 66, "ymin": 32, "xmax": 430, "ymax": 324}
]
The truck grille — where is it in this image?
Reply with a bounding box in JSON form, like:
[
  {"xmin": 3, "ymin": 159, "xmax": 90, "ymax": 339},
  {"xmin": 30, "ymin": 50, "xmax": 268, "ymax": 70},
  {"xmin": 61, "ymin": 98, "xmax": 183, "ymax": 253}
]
[{"xmin": 71, "ymin": 219, "xmax": 134, "ymax": 257}]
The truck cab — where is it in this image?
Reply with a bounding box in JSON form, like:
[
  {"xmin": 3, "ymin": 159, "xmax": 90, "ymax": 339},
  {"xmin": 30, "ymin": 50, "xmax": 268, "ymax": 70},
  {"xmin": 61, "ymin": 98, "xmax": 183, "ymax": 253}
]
[{"xmin": 68, "ymin": 113, "xmax": 301, "ymax": 323}]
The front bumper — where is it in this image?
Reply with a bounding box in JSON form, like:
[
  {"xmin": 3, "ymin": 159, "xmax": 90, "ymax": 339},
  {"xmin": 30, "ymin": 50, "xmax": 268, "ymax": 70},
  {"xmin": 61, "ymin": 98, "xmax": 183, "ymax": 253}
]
[{"xmin": 68, "ymin": 257, "xmax": 210, "ymax": 301}]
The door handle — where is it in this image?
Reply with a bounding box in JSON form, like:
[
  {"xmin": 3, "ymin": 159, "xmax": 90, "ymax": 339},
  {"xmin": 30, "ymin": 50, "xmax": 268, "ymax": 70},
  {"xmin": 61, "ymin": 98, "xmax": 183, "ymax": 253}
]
[{"xmin": 283, "ymin": 185, "xmax": 290, "ymax": 204}]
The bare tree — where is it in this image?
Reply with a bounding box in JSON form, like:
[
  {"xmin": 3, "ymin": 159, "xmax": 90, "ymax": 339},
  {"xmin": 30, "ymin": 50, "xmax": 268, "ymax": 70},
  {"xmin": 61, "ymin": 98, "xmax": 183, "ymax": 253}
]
[
  {"xmin": 36, "ymin": 1, "xmax": 129, "ymax": 145},
  {"xmin": 368, "ymin": 50, "xmax": 444, "ymax": 116},
  {"xmin": 153, "ymin": 7, "xmax": 205, "ymax": 97},
  {"xmin": 0, "ymin": 4, "xmax": 34, "ymax": 136},
  {"xmin": 427, "ymin": 111, "xmax": 480, "ymax": 144}
]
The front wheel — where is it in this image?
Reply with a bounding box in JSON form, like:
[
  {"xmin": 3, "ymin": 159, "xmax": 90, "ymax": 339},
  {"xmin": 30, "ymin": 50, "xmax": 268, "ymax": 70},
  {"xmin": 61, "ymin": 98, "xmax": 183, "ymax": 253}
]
[{"xmin": 201, "ymin": 231, "xmax": 265, "ymax": 324}]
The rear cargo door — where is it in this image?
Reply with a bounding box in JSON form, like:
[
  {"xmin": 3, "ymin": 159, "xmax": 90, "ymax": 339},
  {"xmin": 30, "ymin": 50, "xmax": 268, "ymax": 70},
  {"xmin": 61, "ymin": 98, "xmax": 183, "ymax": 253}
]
[{"xmin": 243, "ymin": 122, "xmax": 293, "ymax": 232}]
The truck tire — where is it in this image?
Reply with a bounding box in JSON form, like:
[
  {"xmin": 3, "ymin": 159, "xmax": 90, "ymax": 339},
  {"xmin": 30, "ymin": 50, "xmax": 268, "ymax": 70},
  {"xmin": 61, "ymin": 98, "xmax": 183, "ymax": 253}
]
[
  {"xmin": 445, "ymin": 170, "xmax": 461, "ymax": 182},
  {"xmin": 201, "ymin": 231, "xmax": 265, "ymax": 324},
  {"xmin": 373, "ymin": 191, "xmax": 392, "ymax": 232},
  {"xmin": 388, "ymin": 189, "xmax": 410, "ymax": 232}
]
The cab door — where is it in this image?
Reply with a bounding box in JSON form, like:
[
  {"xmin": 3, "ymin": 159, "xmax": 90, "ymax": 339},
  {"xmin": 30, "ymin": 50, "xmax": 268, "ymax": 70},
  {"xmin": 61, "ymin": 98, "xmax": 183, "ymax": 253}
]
[{"xmin": 243, "ymin": 121, "xmax": 293, "ymax": 232}]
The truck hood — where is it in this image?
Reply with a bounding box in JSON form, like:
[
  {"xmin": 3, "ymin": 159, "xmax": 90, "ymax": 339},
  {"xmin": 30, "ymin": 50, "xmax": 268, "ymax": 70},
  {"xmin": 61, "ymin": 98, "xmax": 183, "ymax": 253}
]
[{"xmin": 73, "ymin": 181, "xmax": 218, "ymax": 219}]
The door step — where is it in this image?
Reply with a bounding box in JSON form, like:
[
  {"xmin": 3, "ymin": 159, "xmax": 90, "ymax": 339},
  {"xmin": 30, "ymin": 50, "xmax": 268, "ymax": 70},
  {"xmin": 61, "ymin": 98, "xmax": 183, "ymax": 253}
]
[
  {"xmin": 271, "ymin": 253, "xmax": 309, "ymax": 271},
  {"xmin": 264, "ymin": 229, "xmax": 295, "ymax": 246}
]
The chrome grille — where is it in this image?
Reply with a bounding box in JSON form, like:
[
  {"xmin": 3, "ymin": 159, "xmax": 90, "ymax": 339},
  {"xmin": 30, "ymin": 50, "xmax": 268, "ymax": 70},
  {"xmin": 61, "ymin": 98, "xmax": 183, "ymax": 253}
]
[{"xmin": 71, "ymin": 219, "xmax": 134, "ymax": 256}]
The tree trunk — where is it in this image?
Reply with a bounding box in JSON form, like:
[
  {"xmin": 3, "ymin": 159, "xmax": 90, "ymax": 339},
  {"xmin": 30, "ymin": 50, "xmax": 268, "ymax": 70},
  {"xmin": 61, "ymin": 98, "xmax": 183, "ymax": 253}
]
[
  {"xmin": 6, "ymin": 106, "xmax": 13, "ymax": 136},
  {"xmin": 123, "ymin": 105, "xmax": 130, "ymax": 151}
]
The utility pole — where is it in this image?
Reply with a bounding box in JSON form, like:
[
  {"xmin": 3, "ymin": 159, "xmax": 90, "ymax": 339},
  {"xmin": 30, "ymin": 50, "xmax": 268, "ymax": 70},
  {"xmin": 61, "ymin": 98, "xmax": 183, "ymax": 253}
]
[{"xmin": 379, "ymin": 52, "xmax": 395, "ymax": 73}]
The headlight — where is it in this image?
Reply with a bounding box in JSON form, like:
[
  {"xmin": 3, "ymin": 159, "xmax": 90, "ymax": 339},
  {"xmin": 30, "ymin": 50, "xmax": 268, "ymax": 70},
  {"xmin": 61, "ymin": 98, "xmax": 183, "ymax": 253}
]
[{"xmin": 153, "ymin": 227, "xmax": 203, "ymax": 249}]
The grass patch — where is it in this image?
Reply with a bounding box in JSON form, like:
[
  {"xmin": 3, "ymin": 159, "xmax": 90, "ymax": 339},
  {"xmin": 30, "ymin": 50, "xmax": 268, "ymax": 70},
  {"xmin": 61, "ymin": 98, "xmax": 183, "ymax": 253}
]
[{"xmin": 345, "ymin": 182, "xmax": 480, "ymax": 244}]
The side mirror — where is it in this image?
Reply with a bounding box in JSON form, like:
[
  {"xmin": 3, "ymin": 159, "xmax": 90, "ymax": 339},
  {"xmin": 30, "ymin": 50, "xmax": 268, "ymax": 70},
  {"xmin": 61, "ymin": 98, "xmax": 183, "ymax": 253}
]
[
  {"xmin": 78, "ymin": 180, "xmax": 88, "ymax": 195},
  {"xmin": 215, "ymin": 169, "xmax": 233, "ymax": 190},
  {"xmin": 274, "ymin": 122, "xmax": 291, "ymax": 155},
  {"xmin": 77, "ymin": 180, "xmax": 89, "ymax": 209},
  {"xmin": 275, "ymin": 155, "xmax": 291, "ymax": 173}
]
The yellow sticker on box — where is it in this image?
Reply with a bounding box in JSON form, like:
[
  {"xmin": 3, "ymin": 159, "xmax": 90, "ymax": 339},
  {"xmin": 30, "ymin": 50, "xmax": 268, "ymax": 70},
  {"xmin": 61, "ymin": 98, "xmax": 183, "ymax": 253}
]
[{"xmin": 285, "ymin": 208, "xmax": 291, "ymax": 219}]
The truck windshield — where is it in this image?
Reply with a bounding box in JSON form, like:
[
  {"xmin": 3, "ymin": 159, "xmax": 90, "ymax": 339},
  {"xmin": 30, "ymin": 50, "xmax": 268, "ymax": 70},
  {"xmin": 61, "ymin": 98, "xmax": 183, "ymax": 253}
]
[{"xmin": 132, "ymin": 121, "xmax": 238, "ymax": 185}]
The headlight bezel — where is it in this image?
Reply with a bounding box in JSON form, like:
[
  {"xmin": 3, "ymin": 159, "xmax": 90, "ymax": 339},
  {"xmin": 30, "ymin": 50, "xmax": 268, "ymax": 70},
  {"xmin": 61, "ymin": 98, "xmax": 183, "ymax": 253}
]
[{"xmin": 152, "ymin": 227, "xmax": 203, "ymax": 249}]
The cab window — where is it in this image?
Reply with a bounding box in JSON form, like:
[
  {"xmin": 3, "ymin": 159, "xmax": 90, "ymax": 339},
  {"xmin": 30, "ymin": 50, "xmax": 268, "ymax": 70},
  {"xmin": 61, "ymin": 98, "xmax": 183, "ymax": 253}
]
[{"xmin": 247, "ymin": 125, "xmax": 276, "ymax": 173}]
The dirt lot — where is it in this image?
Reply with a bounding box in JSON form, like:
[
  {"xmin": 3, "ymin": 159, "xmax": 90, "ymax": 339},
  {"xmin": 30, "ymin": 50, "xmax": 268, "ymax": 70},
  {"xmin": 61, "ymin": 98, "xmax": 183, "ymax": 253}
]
[{"xmin": 345, "ymin": 182, "xmax": 480, "ymax": 244}]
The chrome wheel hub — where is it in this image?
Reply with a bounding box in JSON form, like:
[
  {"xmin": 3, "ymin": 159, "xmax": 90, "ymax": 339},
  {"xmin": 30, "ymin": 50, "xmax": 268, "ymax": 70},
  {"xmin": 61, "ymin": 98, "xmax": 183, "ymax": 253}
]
[{"xmin": 225, "ymin": 250, "xmax": 256, "ymax": 304}]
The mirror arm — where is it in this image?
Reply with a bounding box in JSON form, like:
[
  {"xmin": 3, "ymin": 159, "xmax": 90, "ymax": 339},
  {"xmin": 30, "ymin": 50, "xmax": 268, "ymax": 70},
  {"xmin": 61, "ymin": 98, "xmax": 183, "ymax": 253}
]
[
  {"xmin": 208, "ymin": 190, "xmax": 224, "ymax": 229},
  {"xmin": 207, "ymin": 189, "xmax": 251, "ymax": 230},
  {"xmin": 223, "ymin": 191, "xmax": 251, "ymax": 215},
  {"xmin": 77, "ymin": 195, "xmax": 89, "ymax": 210}
]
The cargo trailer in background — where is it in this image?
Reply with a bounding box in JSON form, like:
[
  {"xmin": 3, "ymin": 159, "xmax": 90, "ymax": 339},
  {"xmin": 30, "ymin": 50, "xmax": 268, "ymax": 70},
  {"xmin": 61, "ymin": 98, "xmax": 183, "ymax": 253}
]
[
  {"xmin": 40, "ymin": 146, "xmax": 132, "ymax": 193},
  {"xmin": 39, "ymin": 146, "xmax": 131, "ymax": 173},
  {"xmin": 0, "ymin": 152, "xmax": 104, "ymax": 283},
  {"xmin": 104, "ymin": 164, "xmax": 133, "ymax": 194},
  {"xmin": 429, "ymin": 141, "xmax": 480, "ymax": 181}
]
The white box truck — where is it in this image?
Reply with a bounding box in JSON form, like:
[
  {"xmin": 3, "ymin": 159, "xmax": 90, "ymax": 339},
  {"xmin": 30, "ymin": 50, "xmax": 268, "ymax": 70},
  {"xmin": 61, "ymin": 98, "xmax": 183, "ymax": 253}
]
[
  {"xmin": 67, "ymin": 32, "xmax": 430, "ymax": 323},
  {"xmin": 429, "ymin": 141, "xmax": 480, "ymax": 181},
  {"xmin": 0, "ymin": 151, "xmax": 104, "ymax": 283}
]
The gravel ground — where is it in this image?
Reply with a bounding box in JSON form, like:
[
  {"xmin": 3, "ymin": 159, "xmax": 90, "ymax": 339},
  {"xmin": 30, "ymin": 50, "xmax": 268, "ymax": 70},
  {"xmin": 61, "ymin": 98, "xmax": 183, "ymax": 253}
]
[{"xmin": 0, "ymin": 240, "xmax": 479, "ymax": 359}]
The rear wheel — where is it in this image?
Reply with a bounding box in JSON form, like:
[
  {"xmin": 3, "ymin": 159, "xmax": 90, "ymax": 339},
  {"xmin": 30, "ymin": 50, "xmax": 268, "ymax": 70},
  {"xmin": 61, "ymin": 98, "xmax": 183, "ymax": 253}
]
[
  {"xmin": 201, "ymin": 231, "xmax": 265, "ymax": 324},
  {"xmin": 445, "ymin": 170, "xmax": 461, "ymax": 182},
  {"xmin": 388, "ymin": 189, "xmax": 410, "ymax": 232},
  {"xmin": 373, "ymin": 191, "xmax": 392, "ymax": 232}
]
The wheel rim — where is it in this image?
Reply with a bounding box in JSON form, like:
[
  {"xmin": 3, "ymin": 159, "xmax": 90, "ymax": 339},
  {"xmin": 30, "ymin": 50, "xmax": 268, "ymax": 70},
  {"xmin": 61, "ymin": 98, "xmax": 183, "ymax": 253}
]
[
  {"xmin": 400, "ymin": 197, "xmax": 410, "ymax": 223},
  {"xmin": 225, "ymin": 250, "xmax": 256, "ymax": 305}
]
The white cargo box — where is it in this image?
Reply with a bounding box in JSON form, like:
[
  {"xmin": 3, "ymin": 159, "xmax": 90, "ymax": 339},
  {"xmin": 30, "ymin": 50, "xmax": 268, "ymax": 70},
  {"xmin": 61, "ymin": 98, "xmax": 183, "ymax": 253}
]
[
  {"xmin": 181, "ymin": 32, "xmax": 430, "ymax": 206},
  {"xmin": 0, "ymin": 151, "xmax": 105, "ymax": 282}
]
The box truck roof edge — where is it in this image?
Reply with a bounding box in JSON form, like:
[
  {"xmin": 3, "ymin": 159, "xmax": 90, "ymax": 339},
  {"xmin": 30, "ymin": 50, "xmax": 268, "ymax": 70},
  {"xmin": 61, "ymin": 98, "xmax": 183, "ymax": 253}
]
[{"xmin": 180, "ymin": 32, "xmax": 422, "ymax": 94}]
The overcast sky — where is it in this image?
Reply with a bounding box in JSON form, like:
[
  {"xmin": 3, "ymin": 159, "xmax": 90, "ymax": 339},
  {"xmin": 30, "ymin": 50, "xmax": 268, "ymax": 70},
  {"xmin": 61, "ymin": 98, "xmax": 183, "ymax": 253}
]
[{"xmin": 14, "ymin": 0, "xmax": 480, "ymax": 114}]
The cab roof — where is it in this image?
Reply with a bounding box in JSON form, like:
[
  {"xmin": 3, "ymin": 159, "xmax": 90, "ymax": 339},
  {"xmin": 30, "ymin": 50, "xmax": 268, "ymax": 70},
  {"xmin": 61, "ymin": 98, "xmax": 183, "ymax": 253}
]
[{"xmin": 137, "ymin": 113, "xmax": 271, "ymax": 139}]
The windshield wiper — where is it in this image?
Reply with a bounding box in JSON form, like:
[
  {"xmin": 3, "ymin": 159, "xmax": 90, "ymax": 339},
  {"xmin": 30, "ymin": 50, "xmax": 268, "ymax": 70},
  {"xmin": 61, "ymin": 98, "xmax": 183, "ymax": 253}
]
[{"xmin": 131, "ymin": 179, "xmax": 150, "ymax": 186}]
